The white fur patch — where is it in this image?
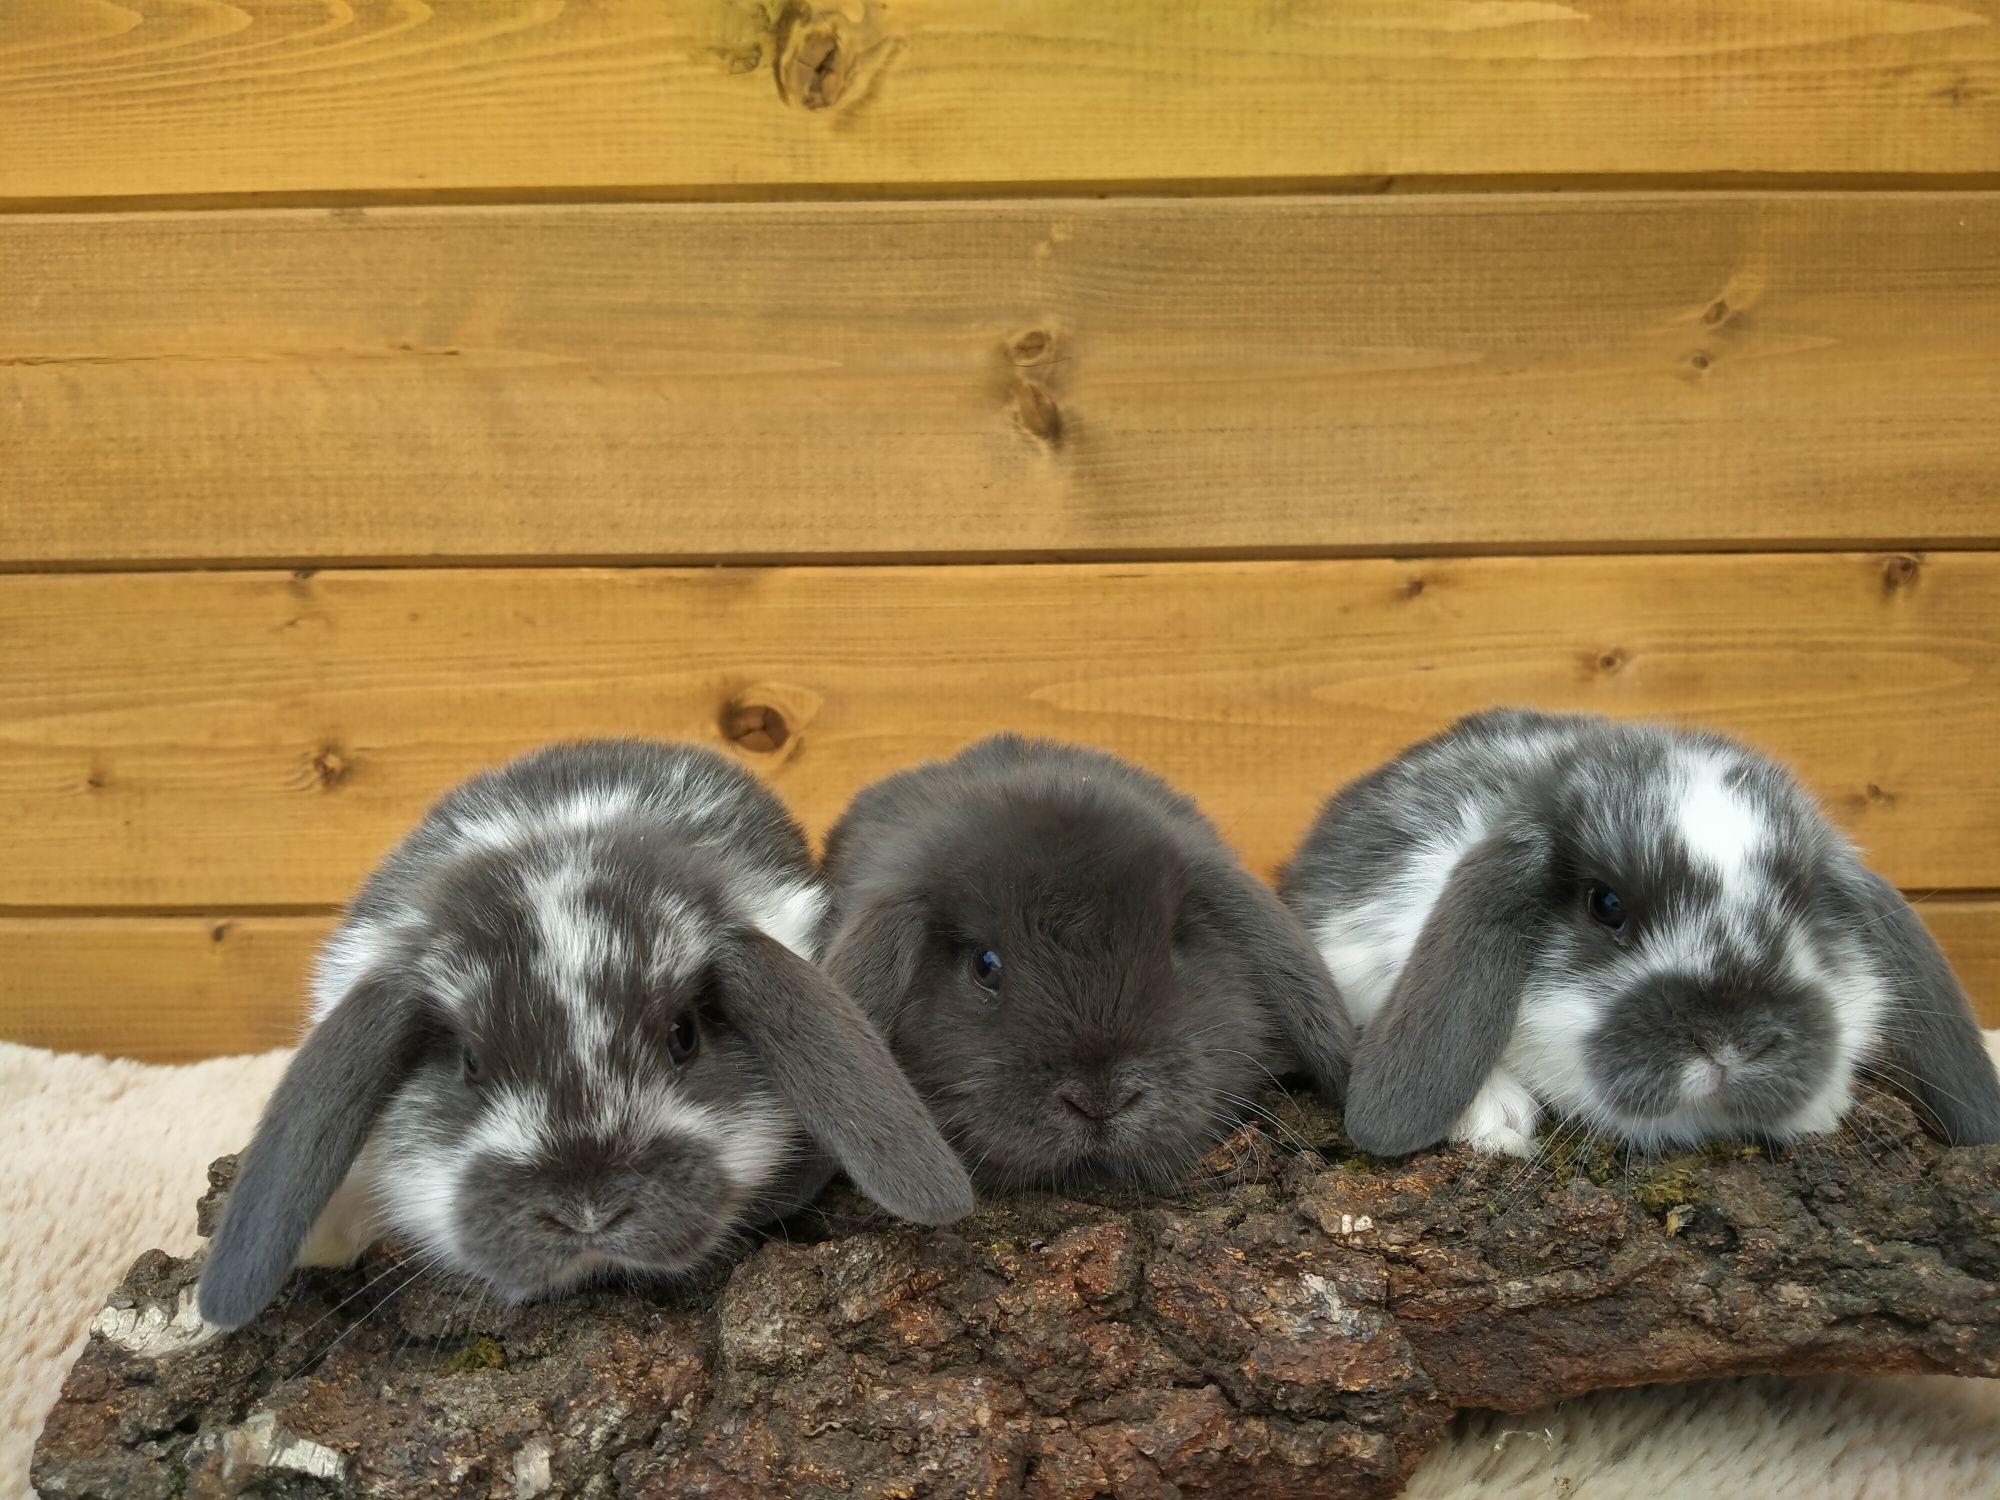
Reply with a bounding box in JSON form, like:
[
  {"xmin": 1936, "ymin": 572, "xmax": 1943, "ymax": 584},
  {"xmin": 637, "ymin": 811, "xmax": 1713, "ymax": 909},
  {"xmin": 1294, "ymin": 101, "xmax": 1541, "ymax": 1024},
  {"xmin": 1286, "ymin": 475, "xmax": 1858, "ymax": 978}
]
[
  {"xmin": 1505, "ymin": 974, "xmax": 1605, "ymax": 1128},
  {"xmin": 739, "ymin": 877, "xmax": 829, "ymax": 961},
  {"xmin": 645, "ymin": 892, "xmax": 717, "ymax": 989},
  {"xmin": 1312, "ymin": 815, "xmax": 1492, "ymax": 1026},
  {"xmin": 366, "ymin": 1121, "xmax": 469, "ymax": 1268},
  {"xmin": 449, "ymin": 786, "xmax": 642, "ymax": 858},
  {"xmin": 1778, "ymin": 929, "xmax": 1889, "ymax": 1138},
  {"xmin": 468, "ymin": 1085, "xmax": 554, "ymax": 1166},
  {"xmin": 522, "ymin": 860, "xmax": 621, "ymax": 1065},
  {"xmin": 1627, "ymin": 914, "xmax": 1723, "ymax": 984},
  {"xmin": 1677, "ymin": 755, "xmax": 1766, "ymax": 892},
  {"xmin": 597, "ymin": 1080, "xmax": 793, "ymax": 1196},
  {"xmin": 308, "ymin": 916, "xmax": 406, "ymax": 1024},
  {"xmin": 1679, "ymin": 1054, "xmax": 1724, "ymax": 1103},
  {"xmin": 416, "ymin": 942, "xmax": 496, "ymax": 1020},
  {"xmin": 297, "ymin": 1168, "xmax": 379, "ymax": 1268},
  {"xmin": 1450, "ymin": 1069, "xmax": 1542, "ymax": 1156},
  {"xmin": 711, "ymin": 1098, "xmax": 796, "ymax": 1192}
]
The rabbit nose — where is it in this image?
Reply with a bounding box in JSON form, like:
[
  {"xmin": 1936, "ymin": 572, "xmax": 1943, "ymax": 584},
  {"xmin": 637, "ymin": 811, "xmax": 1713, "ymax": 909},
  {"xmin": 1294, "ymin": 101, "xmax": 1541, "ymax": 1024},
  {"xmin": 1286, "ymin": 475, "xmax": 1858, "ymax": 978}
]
[
  {"xmin": 1058, "ymin": 1079, "xmax": 1147, "ymax": 1122},
  {"xmin": 538, "ymin": 1195, "xmax": 633, "ymax": 1237}
]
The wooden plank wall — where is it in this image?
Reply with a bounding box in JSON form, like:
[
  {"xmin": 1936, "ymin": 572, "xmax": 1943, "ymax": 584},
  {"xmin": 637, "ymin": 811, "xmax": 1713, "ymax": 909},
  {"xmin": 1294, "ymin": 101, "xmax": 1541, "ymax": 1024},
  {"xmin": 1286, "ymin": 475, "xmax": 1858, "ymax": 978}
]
[{"xmin": 2, "ymin": 1, "xmax": 1997, "ymax": 1060}]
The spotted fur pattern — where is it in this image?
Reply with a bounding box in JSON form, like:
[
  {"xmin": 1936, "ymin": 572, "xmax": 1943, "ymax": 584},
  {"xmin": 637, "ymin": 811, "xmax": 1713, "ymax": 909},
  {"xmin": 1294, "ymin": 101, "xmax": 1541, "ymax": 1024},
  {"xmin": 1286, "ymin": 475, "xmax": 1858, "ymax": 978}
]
[
  {"xmin": 201, "ymin": 739, "xmax": 972, "ymax": 1330},
  {"xmin": 1281, "ymin": 709, "xmax": 2000, "ymax": 1155}
]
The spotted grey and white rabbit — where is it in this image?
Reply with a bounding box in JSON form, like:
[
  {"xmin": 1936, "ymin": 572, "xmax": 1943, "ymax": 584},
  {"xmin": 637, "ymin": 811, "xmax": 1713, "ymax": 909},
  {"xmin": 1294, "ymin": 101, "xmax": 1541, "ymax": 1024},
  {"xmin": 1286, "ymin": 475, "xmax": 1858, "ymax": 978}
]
[
  {"xmin": 198, "ymin": 739, "xmax": 974, "ymax": 1330},
  {"xmin": 1281, "ymin": 708, "xmax": 2000, "ymax": 1157},
  {"xmin": 819, "ymin": 734, "xmax": 1352, "ymax": 1193}
]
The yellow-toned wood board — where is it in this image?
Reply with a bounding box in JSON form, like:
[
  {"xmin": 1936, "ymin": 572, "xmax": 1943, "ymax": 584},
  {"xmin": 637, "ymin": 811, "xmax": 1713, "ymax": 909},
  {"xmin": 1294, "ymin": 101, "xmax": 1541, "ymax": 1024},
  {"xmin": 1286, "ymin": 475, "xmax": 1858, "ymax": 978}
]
[
  {"xmin": 4, "ymin": 0, "xmax": 1999, "ymax": 203},
  {"xmin": 5, "ymin": 196, "xmax": 1999, "ymax": 568},
  {"xmin": 6, "ymin": 901, "xmax": 1999, "ymax": 1063},
  {"xmin": 0, "ymin": 915, "xmax": 320, "ymax": 1062},
  {"xmin": 1924, "ymin": 899, "xmax": 2000, "ymax": 1031},
  {"xmin": 1, "ymin": 554, "xmax": 1996, "ymax": 908}
]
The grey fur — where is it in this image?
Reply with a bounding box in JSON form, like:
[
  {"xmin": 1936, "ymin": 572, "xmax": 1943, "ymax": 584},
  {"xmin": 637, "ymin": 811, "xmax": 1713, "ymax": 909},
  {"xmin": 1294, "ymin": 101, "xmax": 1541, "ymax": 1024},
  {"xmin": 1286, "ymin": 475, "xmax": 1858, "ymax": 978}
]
[
  {"xmin": 720, "ymin": 931, "xmax": 975, "ymax": 1224},
  {"xmin": 1820, "ymin": 864, "xmax": 2000, "ymax": 1144},
  {"xmin": 199, "ymin": 738, "xmax": 970, "ymax": 1330},
  {"xmin": 820, "ymin": 735, "xmax": 1351, "ymax": 1193},
  {"xmin": 1340, "ymin": 826, "xmax": 1548, "ymax": 1156},
  {"xmin": 195, "ymin": 975, "xmax": 423, "ymax": 1331},
  {"xmin": 1281, "ymin": 708, "xmax": 2000, "ymax": 1154}
]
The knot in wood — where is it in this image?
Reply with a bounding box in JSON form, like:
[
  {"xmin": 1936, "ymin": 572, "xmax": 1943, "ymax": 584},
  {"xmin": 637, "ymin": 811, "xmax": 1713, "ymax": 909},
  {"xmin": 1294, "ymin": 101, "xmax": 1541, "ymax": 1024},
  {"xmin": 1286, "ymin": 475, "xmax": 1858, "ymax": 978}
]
[
  {"xmin": 1880, "ymin": 553, "xmax": 1922, "ymax": 595},
  {"xmin": 309, "ymin": 744, "xmax": 350, "ymax": 790},
  {"xmin": 774, "ymin": 4, "xmax": 892, "ymax": 112},
  {"xmin": 1012, "ymin": 379, "xmax": 1063, "ymax": 446},
  {"xmin": 1009, "ymin": 329, "xmax": 1055, "ymax": 366},
  {"xmin": 722, "ymin": 699, "xmax": 791, "ymax": 755}
]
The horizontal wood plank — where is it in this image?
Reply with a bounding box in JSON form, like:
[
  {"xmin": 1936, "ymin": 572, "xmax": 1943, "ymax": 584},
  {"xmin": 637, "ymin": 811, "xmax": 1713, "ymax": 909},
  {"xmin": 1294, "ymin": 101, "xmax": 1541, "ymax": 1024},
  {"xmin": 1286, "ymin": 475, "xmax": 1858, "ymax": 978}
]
[
  {"xmin": 1923, "ymin": 899, "xmax": 2000, "ymax": 1030},
  {"xmin": 5, "ymin": 196, "xmax": 2000, "ymax": 567},
  {"xmin": 3, "ymin": 1, "xmax": 1999, "ymax": 203},
  {"xmin": 0, "ymin": 916, "xmax": 317, "ymax": 1062},
  {"xmin": 7, "ymin": 899, "xmax": 1999, "ymax": 1062},
  {"xmin": 1, "ymin": 554, "xmax": 1997, "ymax": 908}
]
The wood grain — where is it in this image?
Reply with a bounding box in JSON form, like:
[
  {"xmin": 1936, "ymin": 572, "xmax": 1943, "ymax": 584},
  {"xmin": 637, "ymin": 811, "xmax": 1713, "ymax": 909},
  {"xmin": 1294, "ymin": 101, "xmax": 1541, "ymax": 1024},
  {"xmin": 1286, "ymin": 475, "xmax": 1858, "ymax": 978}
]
[
  {"xmin": 6, "ymin": 900, "xmax": 1998, "ymax": 1062},
  {"xmin": 1922, "ymin": 899, "xmax": 2000, "ymax": 1030},
  {"xmin": 1, "ymin": 553, "xmax": 1996, "ymax": 909},
  {"xmin": 5, "ymin": 196, "xmax": 2000, "ymax": 567},
  {"xmin": 4, "ymin": 1, "xmax": 2000, "ymax": 204},
  {"xmin": 0, "ymin": 915, "xmax": 318, "ymax": 1061}
]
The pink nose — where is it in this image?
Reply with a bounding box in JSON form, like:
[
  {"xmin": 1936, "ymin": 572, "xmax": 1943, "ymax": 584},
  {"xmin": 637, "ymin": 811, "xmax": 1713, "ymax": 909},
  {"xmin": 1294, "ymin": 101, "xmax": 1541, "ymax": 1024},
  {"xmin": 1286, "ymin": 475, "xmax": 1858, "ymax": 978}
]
[{"xmin": 1685, "ymin": 1045, "xmax": 1743, "ymax": 1099}]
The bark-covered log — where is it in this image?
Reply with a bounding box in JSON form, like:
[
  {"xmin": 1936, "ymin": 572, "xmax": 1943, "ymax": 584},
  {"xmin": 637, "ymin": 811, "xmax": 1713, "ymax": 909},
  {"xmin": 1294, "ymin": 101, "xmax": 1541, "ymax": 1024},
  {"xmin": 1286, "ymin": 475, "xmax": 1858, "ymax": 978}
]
[{"xmin": 33, "ymin": 1089, "xmax": 2000, "ymax": 1500}]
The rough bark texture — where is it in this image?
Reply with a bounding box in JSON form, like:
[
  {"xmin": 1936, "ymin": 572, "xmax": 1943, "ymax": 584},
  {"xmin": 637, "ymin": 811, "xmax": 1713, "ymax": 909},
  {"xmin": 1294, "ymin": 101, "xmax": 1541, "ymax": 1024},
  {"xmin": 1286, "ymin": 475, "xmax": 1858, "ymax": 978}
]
[{"xmin": 33, "ymin": 1089, "xmax": 2000, "ymax": 1500}]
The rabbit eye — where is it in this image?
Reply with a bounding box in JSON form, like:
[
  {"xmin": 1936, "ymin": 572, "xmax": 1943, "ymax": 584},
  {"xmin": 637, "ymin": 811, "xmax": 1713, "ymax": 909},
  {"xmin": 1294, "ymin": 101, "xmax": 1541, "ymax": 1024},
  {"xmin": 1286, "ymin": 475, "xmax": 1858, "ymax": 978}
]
[
  {"xmin": 461, "ymin": 1045, "xmax": 490, "ymax": 1089},
  {"xmin": 969, "ymin": 947, "xmax": 1004, "ymax": 992},
  {"xmin": 667, "ymin": 1011, "xmax": 700, "ymax": 1068},
  {"xmin": 1586, "ymin": 884, "xmax": 1628, "ymax": 934}
]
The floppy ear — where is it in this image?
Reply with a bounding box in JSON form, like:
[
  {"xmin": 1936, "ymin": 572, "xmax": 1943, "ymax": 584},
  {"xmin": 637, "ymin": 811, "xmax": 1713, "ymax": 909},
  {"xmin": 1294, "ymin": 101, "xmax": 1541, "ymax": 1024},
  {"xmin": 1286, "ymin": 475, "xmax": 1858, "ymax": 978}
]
[
  {"xmin": 717, "ymin": 928, "xmax": 975, "ymax": 1225},
  {"xmin": 1827, "ymin": 862, "xmax": 2000, "ymax": 1145},
  {"xmin": 817, "ymin": 888, "xmax": 930, "ymax": 1039},
  {"xmin": 1190, "ymin": 861, "xmax": 1352, "ymax": 1103},
  {"xmin": 198, "ymin": 974, "xmax": 426, "ymax": 1329},
  {"xmin": 1344, "ymin": 827, "xmax": 1546, "ymax": 1157}
]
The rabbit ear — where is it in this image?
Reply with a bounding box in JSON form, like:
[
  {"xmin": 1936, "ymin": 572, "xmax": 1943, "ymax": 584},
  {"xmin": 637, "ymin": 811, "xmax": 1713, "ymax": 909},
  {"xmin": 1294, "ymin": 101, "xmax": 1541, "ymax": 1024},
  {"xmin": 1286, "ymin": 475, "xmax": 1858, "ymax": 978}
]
[
  {"xmin": 818, "ymin": 889, "xmax": 929, "ymax": 1036},
  {"xmin": 198, "ymin": 973, "xmax": 425, "ymax": 1329},
  {"xmin": 1344, "ymin": 828, "xmax": 1546, "ymax": 1156},
  {"xmin": 715, "ymin": 927, "xmax": 975, "ymax": 1225},
  {"xmin": 1827, "ymin": 862, "xmax": 2000, "ymax": 1145},
  {"xmin": 1187, "ymin": 861, "xmax": 1352, "ymax": 1102}
]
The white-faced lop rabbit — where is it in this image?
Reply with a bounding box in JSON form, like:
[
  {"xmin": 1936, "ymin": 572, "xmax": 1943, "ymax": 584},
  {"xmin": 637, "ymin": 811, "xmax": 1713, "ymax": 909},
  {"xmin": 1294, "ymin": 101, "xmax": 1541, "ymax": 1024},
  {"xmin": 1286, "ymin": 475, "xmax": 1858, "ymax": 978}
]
[
  {"xmin": 819, "ymin": 735, "xmax": 1353, "ymax": 1193},
  {"xmin": 198, "ymin": 739, "xmax": 973, "ymax": 1330},
  {"xmin": 1281, "ymin": 709, "xmax": 2000, "ymax": 1157}
]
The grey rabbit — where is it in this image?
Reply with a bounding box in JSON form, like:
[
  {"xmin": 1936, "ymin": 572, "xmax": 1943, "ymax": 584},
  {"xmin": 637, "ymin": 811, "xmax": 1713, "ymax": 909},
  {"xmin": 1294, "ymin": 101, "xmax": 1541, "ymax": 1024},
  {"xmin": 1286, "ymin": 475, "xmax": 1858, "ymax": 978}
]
[
  {"xmin": 199, "ymin": 738, "xmax": 973, "ymax": 1330},
  {"xmin": 1281, "ymin": 708, "xmax": 2000, "ymax": 1157},
  {"xmin": 819, "ymin": 734, "xmax": 1352, "ymax": 1193}
]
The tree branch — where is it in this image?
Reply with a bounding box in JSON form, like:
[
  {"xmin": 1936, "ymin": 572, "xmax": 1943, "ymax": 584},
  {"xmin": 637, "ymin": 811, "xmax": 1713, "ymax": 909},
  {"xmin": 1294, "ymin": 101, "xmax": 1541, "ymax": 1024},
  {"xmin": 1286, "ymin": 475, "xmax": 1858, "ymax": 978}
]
[{"xmin": 34, "ymin": 1089, "xmax": 2000, "ymax": 1499}]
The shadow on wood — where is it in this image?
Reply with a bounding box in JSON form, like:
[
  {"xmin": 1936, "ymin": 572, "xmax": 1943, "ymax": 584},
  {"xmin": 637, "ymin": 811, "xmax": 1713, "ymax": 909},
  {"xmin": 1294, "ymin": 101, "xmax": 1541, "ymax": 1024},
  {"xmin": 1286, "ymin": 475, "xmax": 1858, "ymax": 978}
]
[{"xmin": 33, "ymin": 1090, "xmax": 2000, "ymax": 1499}]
